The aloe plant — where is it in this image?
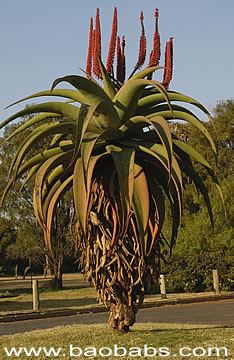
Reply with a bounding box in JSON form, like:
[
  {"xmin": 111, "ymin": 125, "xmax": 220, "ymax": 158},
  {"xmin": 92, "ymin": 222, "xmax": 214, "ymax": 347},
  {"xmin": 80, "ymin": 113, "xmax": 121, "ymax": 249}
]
[{"xmin": 0, "ymin": 8, "xmax": 222, "ymax": 332}]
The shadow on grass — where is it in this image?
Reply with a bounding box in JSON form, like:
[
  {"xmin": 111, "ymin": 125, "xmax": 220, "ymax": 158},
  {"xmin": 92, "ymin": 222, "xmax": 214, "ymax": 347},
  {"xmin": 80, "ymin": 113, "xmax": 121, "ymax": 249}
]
[{"xmin": 131, "ymin": 325, "xmax": 233, "ymax": 333}]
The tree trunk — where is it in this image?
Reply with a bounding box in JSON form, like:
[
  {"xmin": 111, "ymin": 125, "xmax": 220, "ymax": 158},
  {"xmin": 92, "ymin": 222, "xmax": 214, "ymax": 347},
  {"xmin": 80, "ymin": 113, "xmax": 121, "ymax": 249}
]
[
  {"xmin": 14, "ymin": 264, "xmax": 18, "ymax": 279},
  {"xmin": 108, "ymin": 292, "xmax": 144, "ymax": 332},
  {"xmin": 53, "ymin": 272, "xmax": 63, "ymax": 290},
  {"xmin": 52, "ymin": 256, "xmax": 63, "ymax": 290},
  {"xmin": 43, "ymin": 255, "xmax": 52, "ymax": 278}
]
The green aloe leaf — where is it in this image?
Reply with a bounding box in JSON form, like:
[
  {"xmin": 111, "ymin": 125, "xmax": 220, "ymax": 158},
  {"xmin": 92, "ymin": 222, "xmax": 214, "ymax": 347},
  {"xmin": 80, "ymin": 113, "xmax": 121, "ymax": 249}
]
[
  {"xmin": 98, "ymin": 57, "xmax": 116, "ymax": 99},
  {"xmin": 129, "ymin": 66, "xmax": 165, "ymax": 81},
  {"xmin": 173, "ymin": 138, "xmax": 224, "ymax": 207},
  {"xmin": 5, "ymin": 89, "xmax": 88, "ymax": 110},
  {"xmin": 137, "ymin": 90, "xmax": 215, "ymax": 129},
  {"xmin": 1, "ymin": 113, "xmax": 60, "ymax": 146},
  {"xmin": 42, "ymin": 168, "xmax": 74, "ymax": 225},
  {"xmin": 176, "ymin": 157, "xmax": 214, "ymax": 226},
  {"xmin": 12, "ymin": 122, "xmax": 76, "ymax": 180},
  {"xmin": 126, "ymin": 115, "xmax": 173, "ymax": 179},
  {"xmin": 81, "ymin": 128, "xmax": 123, "ymax": 173},
  {"xmin": 106, "ymin": 144, "xmax": 135, "ymax": 233},
  {"xmin": 45, "ymin": 174, "xmax": 73, "ymax": 259},
  {"xmin": 132, "ymin": 163, "xmax": 150, "ymax": 256},
  {"xmin": 34, "ymin": 151, "xmax": 74, "ymax": 226},
  {"xmin": 113, "ymin": 78, "xmax": 172, "ymax": 124},
  {"xmin": 146, "ymin": 176, "xmax": 165, "ymax": 256},
  {"xmin": 13, "ymin": 142, "xmax": 74, "ymax": 181},
  {"xmin": 51, "ymin": 75, "xmax": 113, "ymax": 107},
  {"xmin": 73, "ymin": 153, "xmax": 108, "ymax": 235},
  {"xmin": 0, "ymin": 102, "xmax": 79, "ymax": 130},
  {"xmin": 148, "ymin": 110, "xmax": 217, "ymax": 155}
]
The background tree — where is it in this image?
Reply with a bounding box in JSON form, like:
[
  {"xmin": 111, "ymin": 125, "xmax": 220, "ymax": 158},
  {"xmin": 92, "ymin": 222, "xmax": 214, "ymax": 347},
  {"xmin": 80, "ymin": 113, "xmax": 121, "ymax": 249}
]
[
  {"xmin": 0, "ymin": 217, "xmax": 16, "ymax": 275},
  {"xmin": 0, "ymin": 120, "xmax": 76, "ymax": 285},
  {"xmin": 161, "ymin": 99, "xmax": 233, "ymax": 292}
]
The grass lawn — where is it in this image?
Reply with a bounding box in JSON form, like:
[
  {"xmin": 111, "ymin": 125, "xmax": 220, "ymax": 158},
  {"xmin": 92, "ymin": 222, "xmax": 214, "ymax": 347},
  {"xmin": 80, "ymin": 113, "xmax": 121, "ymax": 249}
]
[
  {"xmin": 0, "ymin": 287, "xmax": 97, "ymax": 313},
  {"xmin": 0, "ymin": 323, "xmax": 232, "ymax": 359}
]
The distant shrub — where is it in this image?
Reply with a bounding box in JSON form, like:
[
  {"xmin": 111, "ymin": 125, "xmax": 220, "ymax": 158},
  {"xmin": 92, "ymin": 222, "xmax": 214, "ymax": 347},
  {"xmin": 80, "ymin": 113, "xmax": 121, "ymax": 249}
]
[{"xmin": 160, "ymin": 249, "xmax": 233, "ymax": 293}]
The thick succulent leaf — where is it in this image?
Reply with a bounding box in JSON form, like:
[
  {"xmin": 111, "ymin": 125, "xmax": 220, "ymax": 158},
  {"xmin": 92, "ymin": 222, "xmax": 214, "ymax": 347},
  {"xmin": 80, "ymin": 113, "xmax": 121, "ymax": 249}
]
[
  {"xmin": 41, "ymin": 162, "xmax": 70, "ymax": 202},
  {"xmin": 8, "ymin": 123, "xmax": 58, "ymax": 179},
  {"xmin": 0, "ymin": 178, "xmax": 14, "ymax": 209},
  {"xmin": 171, "ymin": 134, "xmax": 194, "ymax": 169},
  {"xmin": 42, "ymin": 168, "xmax": 73, "ymax": 225},
  {"xmin": 123, "ymin": 115, "xmax": 173, "ymax": 178},
  {"xmin": 33, "ymin": 187, "xmax": 44, "ymax": 229},
  {"xmin": 146, "ymin": 176, "xmax": 165, "ymax": 256},
  {"xmin": 19, "ymin": 163, "xmax": 41, "ymax": 193},
  {"xmin": 129, "ymin": 66, "xmax": 165, "ymax": 81},
  {"xmin": 121, "ymin": 140, "xmax": 183, "ymax": 235},
  {"xmin": 0, "ymin": 102, "xmax": 79, "ymax": 130},
  {"xmin": 1, "ymin": 113, "xmax": 60, "ymax": 146},
  {"xmin": 73, "ymin": 153, "xmax": 108, "ymax": 235},
  {"xmin": 98, "ymin": 57, "xmax": 116, "ymax": 99},
  {"xmin": 45, "ymin": 175, "xmax": 73, "ymax": 258},
  {"xmin": 106, "ymin": 144, "xmax": 135, "ymax": 233},
  {"xmin": 140, "ymin": 156, "xmax": 181, "ymax": 251},
  {"xmin": 116, "ymin": 138, "xmax": 182, "ymax": 208},
  {"xmin": 72, "ymin": 101, "xmax": 121, "ymax": 164},
  {"xmin": 176, "ymin": 157, "xmax": 214, "ymax": 226},
  {"xmin": 81, "ymin": 128, "xmax": 124, "ymax": 173},
  {"xmin": 34, "ymin": 151, "xmax": 73, "ymax": 226},
  {"xmin": 0, "ymin": 143, "xmax": 72, "ymax": 208},
  {"xmin": 12, "ymin": 122, "xmax": 76, "ymax": 180},
  {"xmin": 50, "ymin": 134, "xmax": 67, "ymax": 147},
  {"xmin": 12, "ymin": 142, "xmax": 74, "ymax": 182},
  {"xmin": 172, "ymin": 137, "xmax": 224, "ymax": 206},
  {"xmin": 132, "ymin": 163, "xmax": 150, "ymax": 256},
  {"xmin": 113, "ymin": 78, "xmax": 172, "ymax": 124},
  {"xmin": 138, "ymin": 103, "xmax": 200, "ymax": 118},
  {"xmin": 51, "ymin": 75, "xmax": 114, "ymax": 107},
  {"xmin": 173, "ymin": 139, "xmax": 213, "ymax": 169},
  {"xmin": 5, "ymin": 89, "xmax": 87, "ymax": 110},
  {"xmin": 137, "ymin": 90, "xmax": 215, "ymax": 129},
  {"xmin": 138, "ymin": 143, "xmax": 183, "ymax": 218},
  {"xmin": 148, "ymin": 110, "xmax": 217, "ymax": 155},
  {"xmin": 88, "ymin": 100, "xmax": 121, "ymax": 130}
]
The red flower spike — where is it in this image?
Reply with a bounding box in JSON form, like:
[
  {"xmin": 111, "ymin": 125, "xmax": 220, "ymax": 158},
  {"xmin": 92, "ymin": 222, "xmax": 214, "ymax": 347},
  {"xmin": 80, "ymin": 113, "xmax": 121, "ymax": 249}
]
[
  {"xmin": 155, "ymin": 8, "xmax": 159, "ymax": 19},
  {"xmin": 129, "ymin": 11, "xmax": 146, "ymax": 78},
  {"xmin": 147, "ymin": 8, "xmax": 161, "ymax": 80},
  {"xmin": 93, "ymin": 8, "xmax": 102, "ymax": 79},
  {"xmin": 162, "ymin": 37, "xmax": 173, "ymax": 89},
  {"xmin": 121, "ymin": 35, "xmax": 126, "ymax": 83},
  {"xmin": 86, "ymin": 17, "xmax": 93, "ymax": 77},
  {"xmin": 116, "ymin": 36, "xmax": 122, "ymax": 82},
  {"xmin": 106, "ymin": 7, "xmax": 118, "ymax": 75}
]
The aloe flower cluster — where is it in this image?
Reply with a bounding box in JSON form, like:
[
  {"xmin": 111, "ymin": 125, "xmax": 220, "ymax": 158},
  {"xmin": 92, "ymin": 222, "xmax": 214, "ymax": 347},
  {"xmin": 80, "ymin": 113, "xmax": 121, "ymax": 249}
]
[{"xmin": 86, "ymin": 8, "xmax": 173, "ymax": 89}]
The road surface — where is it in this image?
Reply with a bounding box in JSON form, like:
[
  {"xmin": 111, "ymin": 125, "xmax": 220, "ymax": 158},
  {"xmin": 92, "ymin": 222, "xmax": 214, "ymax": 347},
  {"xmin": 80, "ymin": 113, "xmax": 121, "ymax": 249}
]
[{"xmin": 0, "ymin": 299, "xmax": 233, "ymax": 336}]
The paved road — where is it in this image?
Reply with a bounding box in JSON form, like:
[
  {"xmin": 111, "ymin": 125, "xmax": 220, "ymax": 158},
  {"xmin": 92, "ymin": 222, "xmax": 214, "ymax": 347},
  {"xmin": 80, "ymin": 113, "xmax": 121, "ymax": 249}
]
[
  {"xmin": 0, "ymin": 299, "xmax": 233, "ymax": 336},
  {"xmin": 0, "ymin": 274, "xmax": 88, "ymax": 291}
]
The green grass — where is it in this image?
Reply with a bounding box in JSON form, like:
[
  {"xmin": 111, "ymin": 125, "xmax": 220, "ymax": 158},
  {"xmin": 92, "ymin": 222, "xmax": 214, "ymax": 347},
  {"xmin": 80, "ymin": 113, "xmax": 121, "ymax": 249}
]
[
  {"xmin": 0, "ymin": 287, "xmax": 97, "ymax": 313},
  {"xmin": 0, "ymin": 323, "xmax": 232, "ymax": 359}
]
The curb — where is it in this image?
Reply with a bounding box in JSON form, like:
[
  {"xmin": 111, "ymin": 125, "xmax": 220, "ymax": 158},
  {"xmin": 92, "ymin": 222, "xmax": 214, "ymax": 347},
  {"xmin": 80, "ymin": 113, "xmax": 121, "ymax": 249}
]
[{"xmin": 1, "ymin": 293, "xmax": 233, "ymax": 323}]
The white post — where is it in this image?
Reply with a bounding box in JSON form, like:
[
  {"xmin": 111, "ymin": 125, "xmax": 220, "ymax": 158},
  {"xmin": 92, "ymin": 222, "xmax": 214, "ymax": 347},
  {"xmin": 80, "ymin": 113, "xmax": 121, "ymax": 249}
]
[
  {"xmin": 32, "ymin": 280, "xmax": 40, "ymax": 310},
  {"xmin": 212, "ymin": 269, "xmax": 220, "ymax": 294},
  {"xmin": 159, "ymin": 274, "xmax": 167, "ymax": 299}
]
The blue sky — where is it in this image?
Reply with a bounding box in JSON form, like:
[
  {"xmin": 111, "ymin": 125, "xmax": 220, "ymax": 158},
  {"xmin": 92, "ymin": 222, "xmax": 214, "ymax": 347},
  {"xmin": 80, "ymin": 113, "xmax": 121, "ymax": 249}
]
[{"xmin": 0, "ymin": 0, "xmax": 234, "ymax": 129}]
